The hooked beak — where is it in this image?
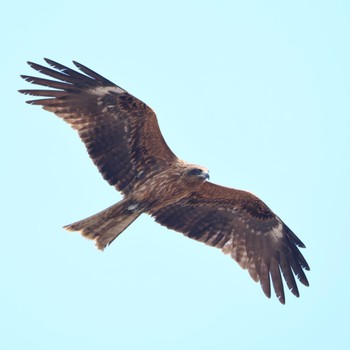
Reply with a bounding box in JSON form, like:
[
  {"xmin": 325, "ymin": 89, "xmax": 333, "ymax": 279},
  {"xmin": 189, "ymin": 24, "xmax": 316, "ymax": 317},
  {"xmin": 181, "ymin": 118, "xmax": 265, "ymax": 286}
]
[{"xmin": 200, "ymin": 171, "xmax": 210, "ymax": 180}]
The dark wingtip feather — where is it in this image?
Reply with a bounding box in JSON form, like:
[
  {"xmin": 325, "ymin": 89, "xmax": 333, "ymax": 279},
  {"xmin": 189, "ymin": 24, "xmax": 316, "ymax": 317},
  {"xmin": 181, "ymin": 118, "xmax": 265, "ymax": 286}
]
[
  {"xmin": 270, "ymin": 259, "xmax": 285, "ymax": 305},
  {"xmin": 259, "ymin": 262, "xmax": 271, "ymax": 299},
  {"xmin": 299, "ymin": 279, "xmax": 309, "ymax": 287},
  {"xmin": 72, "ymin": 60, "xmax": 116, "ymax": 86},
  {"xmin": 284, "ymin": 223, "xmax": 307, "ymax": 248},
  {"xmin": 44, "ymin": 57, "xmax": 56, "ymax": 65},
  {"xmin": 280, "ymin": 256, "xmax": 300, "ymax": 298},
  {"xmin": 27, "ymin": 61, "xmax": 43, "ymax": 71},
  {"xmin": 43, "ymin": 58, "xmax": 65, "ymax": 70},
  {"xmin": 43, "ymin": 57, "xmax": 66, "ymax": 67},
  {"xmin": 303, "ymin": 261, "xmax": 311, "ymax": 271},
  {"xmin": 292, "ymin": 289, "xmax": 300, "ymax": 298},
  {"xmin": 278, "ymin": 296, "xmax": 286, "ymax": 305},
  {"xmin": 44, "ymin": 58, "xmax": 74, "ymax": 73},
  {"xmin": 296, "ymin": 270, "xmax": 309, "ymax": 286},
  {"xmin": 72, "ymin": 60, "xmax": 86, "ymax": 70},
  {"xmin": 20, "ymin": 75, "xmax": 38, "ymax": 84}
]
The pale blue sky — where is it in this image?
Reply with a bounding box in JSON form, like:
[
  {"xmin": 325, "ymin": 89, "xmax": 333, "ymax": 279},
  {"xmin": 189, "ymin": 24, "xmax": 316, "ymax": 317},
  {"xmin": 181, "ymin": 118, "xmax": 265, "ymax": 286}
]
[{"xmin": 2, "ymin": 1, "xmax": 350, "ymax": 349}]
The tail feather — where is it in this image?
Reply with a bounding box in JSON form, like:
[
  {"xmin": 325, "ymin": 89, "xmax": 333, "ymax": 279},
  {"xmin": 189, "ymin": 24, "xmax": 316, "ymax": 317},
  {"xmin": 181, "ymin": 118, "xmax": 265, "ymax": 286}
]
[{"xmin": 64, "ymin": 200, "xmax": 140, "ymax": 250}]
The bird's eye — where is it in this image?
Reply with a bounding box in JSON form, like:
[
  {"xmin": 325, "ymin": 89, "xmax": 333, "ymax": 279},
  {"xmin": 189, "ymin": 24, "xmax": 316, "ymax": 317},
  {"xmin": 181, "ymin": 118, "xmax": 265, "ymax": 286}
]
[{"xmin": 188, "ymin": 168, "xmax": 203, "ymax": 176}]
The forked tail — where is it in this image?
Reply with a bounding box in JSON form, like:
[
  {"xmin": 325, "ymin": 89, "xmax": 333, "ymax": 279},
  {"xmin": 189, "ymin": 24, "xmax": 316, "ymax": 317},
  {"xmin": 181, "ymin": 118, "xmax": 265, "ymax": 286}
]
[{"xmin": 64, "ymin": 199, "xmax": 140, "ymax": 250}]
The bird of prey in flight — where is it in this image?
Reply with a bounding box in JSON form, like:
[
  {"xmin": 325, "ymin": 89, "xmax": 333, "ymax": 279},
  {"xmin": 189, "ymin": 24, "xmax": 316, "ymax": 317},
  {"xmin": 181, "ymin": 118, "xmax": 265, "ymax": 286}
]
[{"xmin": 19, "ymin": 59, "xmax": 310, "ymax": 304}]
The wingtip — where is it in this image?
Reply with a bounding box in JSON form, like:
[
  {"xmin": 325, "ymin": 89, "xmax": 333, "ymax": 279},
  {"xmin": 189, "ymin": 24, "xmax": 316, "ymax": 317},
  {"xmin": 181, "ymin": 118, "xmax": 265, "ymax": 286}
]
[
  {"xmin": 44, "ymin": 58, "xmax": 59, "ymax": 67},
  {"xmin": 27, "ymin": 60, "xmax": 35, "ymax": 67},
  {"xmin": 291, "ymin": 288, "xmax": 300, "ymax": 299},
  {"xmin": 297, "ymin": 242, "xmax": 306, "ymax": 249},
  {"xmin": 26, "ymin": 59, "xmax": 54, "ymax": 68},
  {"xmin": 302, "ymin": 279, "xmax": 310, "ymax": 287},
  {"xmin": 19, "ymin": 75, "xmax": 35, "ymax": 83},
  {"xmin": 278, "ymin": 297, "xmax": 286, "ymax": 305},
  {"xmin": 18, "ymin": 89, "xmax": 32, "ymax": 95},
  {"xmin": 261, "ymin": 285, "xmax": 271, "ymax": 300},
  {"xmin": 18, "ymin": 89, "xmax": 38, "ymax": 104},
  {"xmin": 43, "ymin": 57, "xmax": 52, "ymax": 65},
  {"xmin": 72, "ymin": 60, "xmax": 83, "ymax": 69},
  {"xmin": 276, "ymin": 289, "xmax": 286, "ymax": 305}
]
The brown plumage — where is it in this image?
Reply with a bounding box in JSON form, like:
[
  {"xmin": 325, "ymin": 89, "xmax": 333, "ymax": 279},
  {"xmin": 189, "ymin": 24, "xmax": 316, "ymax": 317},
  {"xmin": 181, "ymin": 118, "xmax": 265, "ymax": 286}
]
[{"xmin": 19, "ymin": 58, "xmax": 310, "ymax": 304}]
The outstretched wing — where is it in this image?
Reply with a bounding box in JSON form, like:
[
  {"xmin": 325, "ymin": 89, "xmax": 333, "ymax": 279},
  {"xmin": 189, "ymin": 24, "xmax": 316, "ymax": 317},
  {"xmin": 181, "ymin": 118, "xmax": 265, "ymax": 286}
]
[
  {"xmin": 152, "ymin": 182, "xmax": 309, "ymax": 304},
  {"xmin": 19, "ymin": 59, "xmax": 176, "ymax": 194}
]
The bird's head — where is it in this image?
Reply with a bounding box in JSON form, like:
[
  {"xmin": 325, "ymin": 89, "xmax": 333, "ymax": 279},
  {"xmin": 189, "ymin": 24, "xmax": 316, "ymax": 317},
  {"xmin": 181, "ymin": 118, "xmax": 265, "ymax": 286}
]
[{"xmin": 185, "ymin": 165, "xmax": 210, "ymax": 183}]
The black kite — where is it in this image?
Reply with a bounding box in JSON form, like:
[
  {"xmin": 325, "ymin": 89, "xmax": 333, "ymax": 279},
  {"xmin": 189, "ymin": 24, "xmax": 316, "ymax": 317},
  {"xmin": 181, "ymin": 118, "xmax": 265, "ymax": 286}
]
[{"xmin": 19, "ymin": 59, "xmax": 310, "ymax": 304}]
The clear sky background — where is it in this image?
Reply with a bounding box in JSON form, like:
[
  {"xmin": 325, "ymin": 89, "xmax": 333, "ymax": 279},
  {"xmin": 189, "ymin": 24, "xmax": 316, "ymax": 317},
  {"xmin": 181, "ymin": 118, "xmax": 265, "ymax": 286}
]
[{"xmin": 2, "ymin": 1, "xmax": 349, "ymax": 349}]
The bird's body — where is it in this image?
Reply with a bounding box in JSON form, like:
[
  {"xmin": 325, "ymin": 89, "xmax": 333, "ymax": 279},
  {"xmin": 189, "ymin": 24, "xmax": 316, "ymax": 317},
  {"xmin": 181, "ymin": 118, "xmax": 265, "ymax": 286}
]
[
  {"xmin": 20, "ymin": 59, "xmax": 310, "ymax": 303},
  {"xmin": 128, "ymin": 161, "xmax": 209, "ymax": 211}
]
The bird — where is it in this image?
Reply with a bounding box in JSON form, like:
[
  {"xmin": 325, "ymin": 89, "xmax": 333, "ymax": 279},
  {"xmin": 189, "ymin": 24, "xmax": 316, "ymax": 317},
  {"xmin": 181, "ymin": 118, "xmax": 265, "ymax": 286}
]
[{"xmin": 19, "ymin": 58, "xmax": 310, "ymax": 304}]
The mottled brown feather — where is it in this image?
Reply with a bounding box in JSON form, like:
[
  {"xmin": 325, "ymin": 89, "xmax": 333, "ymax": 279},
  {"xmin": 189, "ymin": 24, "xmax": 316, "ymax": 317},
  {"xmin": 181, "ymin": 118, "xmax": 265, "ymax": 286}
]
[
  {"xmin": 19, "ymin": 58, "xmax": 176, "ymax": 194},
  {"xmin": 152, "ymin": 182, "xmax": 309, "ymax": 304}
]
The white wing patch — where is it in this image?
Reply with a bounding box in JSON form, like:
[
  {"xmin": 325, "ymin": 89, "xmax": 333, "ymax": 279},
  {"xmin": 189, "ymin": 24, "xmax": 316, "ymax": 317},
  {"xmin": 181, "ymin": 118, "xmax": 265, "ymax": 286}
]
[
  {"xmin": 90, "ymin": 86, "xmax": 125, "ymax": 96},
  {"xmin": 270, "ymin": 220, "xmax": 284, "ymax": 240}
]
